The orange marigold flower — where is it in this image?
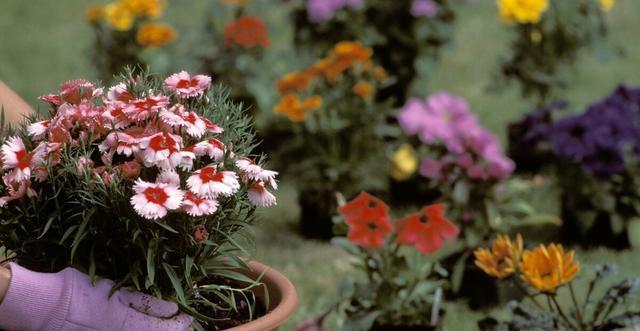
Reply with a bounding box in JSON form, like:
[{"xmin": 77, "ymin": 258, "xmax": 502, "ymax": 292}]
[
  {"xmin": 122, "ymin": 0, "xmax": 165, "ymax": 18},
  {"xmin": 520, "ymin": 243, "xmax": 580, "ymax": 293},
  {"xmin": 136, "ymin": 23, "xmax": 177, "ymax": 48},
  {"xmin": 338, "ymin": 192, "xmax": 392, "ymax": 249},
  {"xmin": 85, "ymin": 5, "xmax": 103, "ymax": 23},
  {"xmin": 353, "ymin": 81, "xmax": 374, "ymax": 99},
  {"xmin": 302, "ymin": 95, "xmax": 323, "ymax": 110},
  {"xmin": 330, "ymin": 41, "xmax": 373, "ymax": 69},
  {"xmin": 274, "ymin": 94, "xmax": 321, "ymax": 122},
  {"xmin": 395, "ymin": 204, "xmax": 459, "ymax": 254},
  {"xmin": 474, "ymin": 234, "xmax": 523, "ymax": 279},
  {"xmin": 372, "ymin": 66, "xmax": 388, "ymax": 82},
  {"xmin": 276, "ymin": 72, "xmax": 309, "ymax": 94},
  {"xmin": 223, "ymin": 16, "xmax": 270, "ymax": 49}
]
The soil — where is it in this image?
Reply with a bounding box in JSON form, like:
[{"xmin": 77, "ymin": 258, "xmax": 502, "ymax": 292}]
[{"xmin": 194, "ymin": 276, "xmax": 267, "ymax": 331}]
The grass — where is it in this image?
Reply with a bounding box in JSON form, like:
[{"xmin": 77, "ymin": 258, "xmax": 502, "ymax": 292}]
[{"xmin": 2, "ymin": 0, "xmax": 640, "ymax": 330}]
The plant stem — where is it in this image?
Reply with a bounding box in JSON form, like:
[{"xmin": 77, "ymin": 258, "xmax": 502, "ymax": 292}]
[
  {"xmin": 569, "ymin": 282, "xmax": 585, "ymax": 331},
  {"xmin": 513, "ymin": 280, "xmax": 545, "ymax": 311},
  {"xmin": 551, "ymin": 294, "xmax": 575, "ymax": 330}
]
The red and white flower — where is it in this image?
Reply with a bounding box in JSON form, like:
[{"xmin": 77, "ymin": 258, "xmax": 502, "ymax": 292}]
[
  {"xmin": 138, "ymin": 132, "xmax": 182, "ymax": 169},
  {"xmin": 1, "ymin": 137, "xmax": 46, "ymax": 182},
  {"xmin": 27, "ymin": 120, "xmax": 51, "ymax": 140},
  {"xmin": 130, "ymin": 179, "xmax": 184, "ymax": 219},
  {"xmin": 193, "ymin": 138, "xmax": 225, "ymax": 160},
  {"xmin": 203, "ymin": 118, "xmax": 223, "ymax": 134},
  {"xmin": 99, "ymin": 131, "xmax": 139, "ymax": 157},
  {"xmin": 187, "ymin": 165, "xmax": 240, "ymax": 198},
  {"xmin": 181, "ymin": 112, "xmax": 207, "ymax": 138},
  {"xmin": 247, "ymin": 181, "xmax": 277, "ymax": 207},
  {"xmin": 105, "ymin": 83, "xmax": 132, "ymax": 104},
  {"xmin": 123, "ymin": 95, "xmax": 169, "ymax": 121},
  {"xmin": 183, "ymin": 191, "xmax": 218, "ymax": 216},
  {"xmin": 0, "ymin": 174, "xmax": 37, "ymax": 207},
  {"xmin": 164, "ymin": 71, "xmax": 211, "ymax": 98},
  {"xmin": 235, "ymin": 157, "xmax": 278, "ymax": 187}
]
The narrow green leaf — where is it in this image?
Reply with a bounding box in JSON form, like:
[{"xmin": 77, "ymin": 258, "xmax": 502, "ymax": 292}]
[{"xmin": 162, "ymin": 262, "xmax": 186, "ymax": 304}]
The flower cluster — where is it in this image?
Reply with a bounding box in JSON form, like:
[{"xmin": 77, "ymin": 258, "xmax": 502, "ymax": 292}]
[
  {"xmin": 136, "ymin": 23, "xmax": 177, "ymax": 48},
  {"xmin": 274, "ymin": 41, "xmax": 386, "ymax": 121},
  {"xmin": 511, "ymin": 86, "xmax": 640, "ymax": 178},
  {"xmin": 223, "ymin": 16, "xmax": 271, "ymax": 49},
  {"xmin": 338, "ymin": 192, "xmax": 459, "ymax": 254},
  {"xmin": 475, "ymin": 234, "xmax": 579, "ymax": 293},
  {"xmin": 1, "ymin": 71, "xmax": 277, "ymax": 219},
  {"xmin": 397, "ymin": 92, "xmax": 514, "ymax": 182},
  {"xmin": 306, "ymin": 0, "xmax": 363, "ymax": 23},
  {"xmin": 87, "ymin": 0, "xmax": 167, "ymax": 32},
  {"xmin": 497, "ymin": 0, "xmax": 549, "ymax": 24},
  {"xmin": 411, "ymin": 0, "xmax": 439, "ymax": 18}
]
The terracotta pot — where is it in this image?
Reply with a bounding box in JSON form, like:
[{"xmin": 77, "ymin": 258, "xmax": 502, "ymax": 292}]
[
  {"xmin": 0, "ymin": 81, "xmax": 35, "ymax": 126},
  {"xmin": 225, "ymin": 260, "xmax": 298, "ymax": 331}
]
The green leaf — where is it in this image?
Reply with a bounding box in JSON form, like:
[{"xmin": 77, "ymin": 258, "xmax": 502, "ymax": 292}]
[
  {"xmin": 154, "ymin": 220, "xmax": 178, "ymax": 234},
  {"xmin": 146, "ymin": 239, "xmax": 156, "ymax": 287},
  {"xmin": 627, "ymin": 218, "xmax": 640, "ymax": 249},
  {"xmin": 162, "ymin": 262, "xmax": 186, "ymax": 305},
  {"xmin": 519, "ymin": 214, "xmax": 562, "ymax": 227},
  {"xmin": 451, "ymin": 251, "xmax": 470, "ymax": 294}
]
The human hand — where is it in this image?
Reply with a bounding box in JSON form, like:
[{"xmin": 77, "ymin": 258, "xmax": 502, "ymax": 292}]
[{"xmin": 0, "ymin": 263, "xmax": 193, "ymax": 331}]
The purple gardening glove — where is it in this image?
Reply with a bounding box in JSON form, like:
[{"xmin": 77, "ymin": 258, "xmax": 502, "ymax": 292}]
[{"xmin": 0, "ymin": 263, "xmax": 193, "ymax": 331}]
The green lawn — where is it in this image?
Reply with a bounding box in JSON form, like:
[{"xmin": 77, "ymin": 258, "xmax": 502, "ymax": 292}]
[{"xmin": 2, "ymin": 0, "xmax": 640, "ymax": 330}]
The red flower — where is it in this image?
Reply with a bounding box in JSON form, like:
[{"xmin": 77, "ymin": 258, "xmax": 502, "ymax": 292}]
[
  {"xmin": 194, "ymin": 224, "xmax": 209, "ymax": 242},
  {"xmin": 223, "ymin": 16, "xmax": 271, "ymax": 49},
  {"xmin": 338, "ymin": 192, "xmax": 392, "ymax": 249},
  {"xmin": 395, "ymin": 203, "xmax": 459, "ymax": 254}
]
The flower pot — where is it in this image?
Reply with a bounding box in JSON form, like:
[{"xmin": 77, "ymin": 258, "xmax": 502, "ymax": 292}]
[
  {"xmin": 225, "ymin": 260, "xmax": 298, "ymax": 331},
  {"xmin": 298, "ymin": 189, "xmax": 337, "ymax": 240}
]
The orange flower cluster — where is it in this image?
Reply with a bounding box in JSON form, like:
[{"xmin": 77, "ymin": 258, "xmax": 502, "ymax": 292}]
[
  {"xmin": 136, "ymin": 23, "xmax": 177, "ymax": 48},
  {"xmin": 474, "ymin": 235, "xmax": 580, "ymax": 293},
  {"xmin": 223, "ymin": 16, "xmax": 271, "ymax": 49},
  {"xmin": 274, "ymin": 41, "xmax": 388, "ymax": 122}
]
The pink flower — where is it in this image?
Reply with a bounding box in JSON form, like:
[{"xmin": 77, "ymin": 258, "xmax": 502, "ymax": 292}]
[
  {"xmin": 183, "ymin": 192, "xmax": 218, "ymax": 216},
  {"xmin": 77, "ymin": 156, "xmax": 94, "ymax": 172},
  {"xmin": 181, "ymin": 112, "xmax": 207, "ymax": 138},
  {"xmin": 156, "ymin": 170, "xmax": 181, "ymax": 186},
  {"xmin": 178, "ymin": 149, "xmax": 196, "ymax": 171},
  {"xmin": 203, "ymin": 118, "xmax": 224, "ymax": 134},
  {"xmin": 27, "ymin": 120, "xmax": 51, "ymax": 140},
  {"xmin": 116, "ymin": 160, "xmax": 142, "ymax": 180},
  {"xmin": 193, "ymin": 224, "xmax": 210, "ymax": 242},
  {"xmin": 99, "ymin": 132, "xmax": 139, "ymax": 157},
  {"xmin": 235, "ymin": 157, "xmax": 278, "ymax": 187},
  {"xmin": 419, "ymin": 158, "xmax": 445, "ymax": 180},
  {"xmin": 0, "ymin": 174, "xmax": 37, "ymax": 206},
  {"xmin": 123, "ymin": 95, "xmax": 169, "ymax": 121},
  {"xmin": 247, "ymin": 181, "xmax": 277, "ymax": 207},
  {"xmin": 1, "ymin": 137, "xmax": 46, "ymax": 182},
  {"xmin": 187, "ymin": 165, "xmax": 240, "ymax": 198},
  {"xmin": 193, "ymin": 138, "xmax": 225, "ymax": 160},
  {"xmin": 130, "ymin": 179, "xmax": 184, "ymax": 220},
  {"xmin": 397, "ymin": 98, "xmax": 429, "ymax": 135},
  {"xmin": 164, "ymin": 71, "xmax": 211, "ymax": 98},
  {"xmin": 59, "ymin": 79, "xmax": 100, "ymax": 105},
  {"xmin": 105, "ymin": 83, "xmax": 133, "ymax": 104},
  {"xmin": 138, "ymin": 132, "xmax": 182, "ymax": 169}
]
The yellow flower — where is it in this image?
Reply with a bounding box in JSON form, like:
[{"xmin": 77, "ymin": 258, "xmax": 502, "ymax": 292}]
[
  {"xmin": 85, "ymin": 5, "xmax": 103, "ymax": 23},
  {"xmin": 352, "ymin": 81, "xmax": 374, "ymax": 99},
  {"xmin": 121, "ymin": 0, "xmax": 165, "ymax": 18},
  {"xmin": 599, "ymin": 0, "xmax": 615, "ymax": 12},
  {"xmin": 103, "ymin": 2, "xmax": 134, "ymax": 31},
  {"xmin": 474, "ymin": 234, "xmax": 523, "ymax": 279},
  {"xmin": 136, "ymin": 23, "xmax": 177, "ymax": 47},
  {"xmin": 372, "ymin": 66, "xmax": 388, "ymax": 82},
  {"xmin": 390, "ymin": 145, "xmax": 418, "ymax": 181},
  {"xmin": 520, "ymin": 243, "xmax": 579, "ymax": 293},
  {"xmin": 498, "ymin": 0, "xmax": 549, "ymax": 24}
]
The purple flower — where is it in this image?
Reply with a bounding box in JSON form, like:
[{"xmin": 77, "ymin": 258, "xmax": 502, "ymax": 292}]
[
  {"xmin": 307, "ymin": 0, "xmax": 363, "ymax": 23},
  {"xmin": 411, "ymin": 0, "xmax": 439, "ymax": 18},
  {"xmin": 397, "ymin": 98, "xmax": 430, "ymax": 135}
]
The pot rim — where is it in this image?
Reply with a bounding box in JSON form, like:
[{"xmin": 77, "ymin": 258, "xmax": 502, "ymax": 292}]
[{"xmin": 223, "ymin": 260, "xmax": 297, "ymax": 331}]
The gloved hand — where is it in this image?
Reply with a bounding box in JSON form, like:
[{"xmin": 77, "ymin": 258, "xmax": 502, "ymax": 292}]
[{"xmin": 0, "ymin": 263, "xmax": 193, "ymax": 331}]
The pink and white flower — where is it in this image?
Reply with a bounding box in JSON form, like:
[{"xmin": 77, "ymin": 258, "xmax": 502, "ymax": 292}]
[
  {"xmin": 187, "ymin": 166, "xmax": 240, "ymax": 198},
  {"xmin": 181, "ymin": 112, "xmax": 207, "ymax": 138},
  {"xmin": 203, "ymin": 118, "xmax": 223, "ymax": 134},
  {"xmin": 105, "ymin": 83, "xmax": 132, "ymax": 104},
  {"xmin": 130, "ymin": 179, "xmax": 184, "ymax": 219},
  {"xmin": 235, "ymin": 157, "xmax": 278, "ymax": 187},
  {"xmin": 178, "ymin": 148, "xmax": 196, "ymax": 171},
  {"xmin": 27, "ymin": 120, "xmax": 51, "ymax": 140},
  {"xmin": 123, "ymin": 95, "xmax": 169, "ymax": 121},
  {"xmin": 247, "ymin": 181, "xmax": 277, "ymax": 207},
  {"xmin": 0, "ymin": 174, "xmax": 37, "ymax": 207},
  {"xmin": 99, "ymin": 131, "xmax": 140, "ymax": 157},
  {"xmin": 182, "ymin": 191, "xmax": 218, "ymax": 216},
  {"xmin": 164, "ymin": 71, "xmax": 211, "ymax": 98},
  {"xmin": 156, "ymin": 170, "xmax": 181, "ymax": 186},
  {"xmin": 193, "ymin": 138, "xmax": 225, "ymax": 160},
  {"xmin": 1, "ymin": 137, "xmax": 46, "ymax": 181},
  {"xmin": 138, "ymin": 132, "xmax": 182, "ymax": 169}
]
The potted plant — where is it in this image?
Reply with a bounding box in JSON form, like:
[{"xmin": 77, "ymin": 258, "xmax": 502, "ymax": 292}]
[
  {"xmin": 297, "ymin": 192, "xmax": 460, "ymax": 331},
  {"xmin": 508, "ymin": 85, "xmax": 640, "ymax": 249},
  {"xmin": 493, "ymin": 0, "xmax": 616, "ymax": 106},
  {"xmin": 476, "ymin": 234, "xmax": 640, "ymax": 330},
  {"xmin": 273, "ymin": 41, "xmax": 393, "ymax": 239},
  {"xmin": 292, "ymin": 0, "xmax": 458, "ymax": 105},
  {"xmin": 0, "ymin": 69, "xmax": 296, "ymax": 330},
  {"xmin": 392, "ymin": 91, "xmax": 561, "ymax": 307},
  {"xmin": 86, "ymin": 0, "xmax": 177, "ymax": 83}
]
